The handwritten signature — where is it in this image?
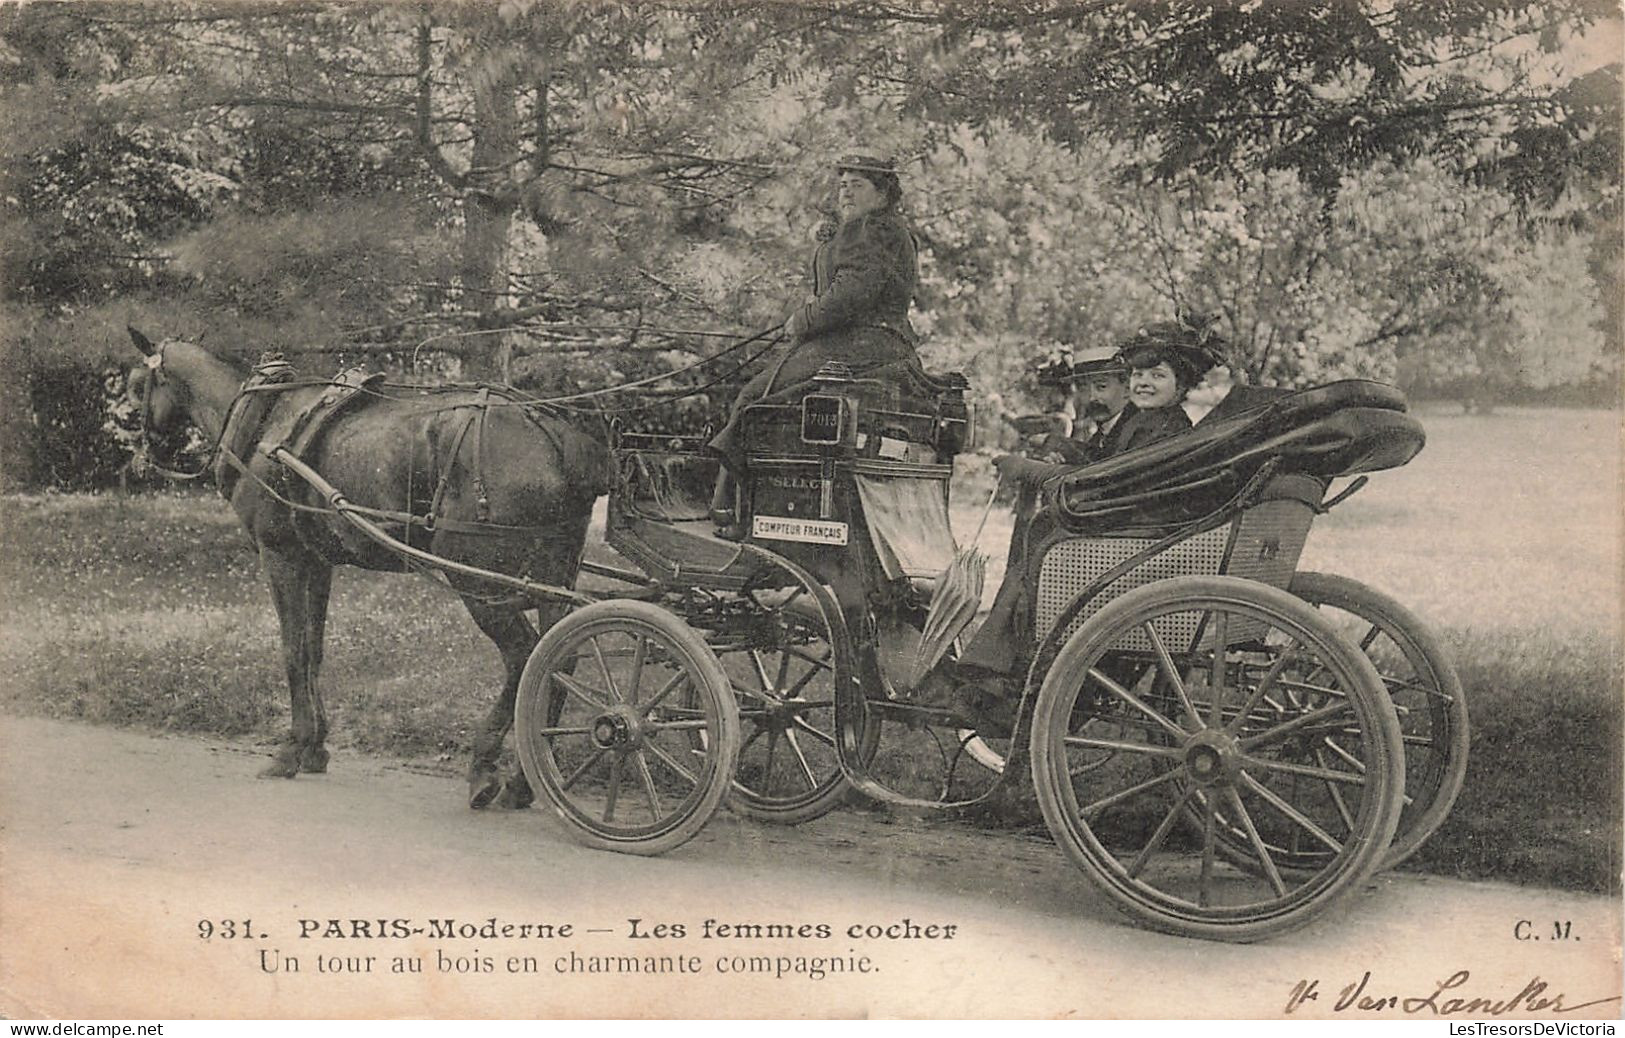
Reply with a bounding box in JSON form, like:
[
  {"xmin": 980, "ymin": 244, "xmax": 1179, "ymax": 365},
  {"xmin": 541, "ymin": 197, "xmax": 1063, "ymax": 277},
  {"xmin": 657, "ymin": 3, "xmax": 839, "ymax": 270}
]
[{"xmin": 1285, "ymin": 971, "xmax": 1622, "ymax": 1016}]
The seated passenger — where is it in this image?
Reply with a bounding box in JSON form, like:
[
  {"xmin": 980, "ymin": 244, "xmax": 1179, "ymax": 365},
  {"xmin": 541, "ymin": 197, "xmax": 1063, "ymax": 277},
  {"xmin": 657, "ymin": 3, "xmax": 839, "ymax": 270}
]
[
  {"xmin": 1014, "ymin": 347, "xmax": 1084, "ymax": 462},
  {"xmin": 709, "ymin": 151, "xmax": 922, "ymax": 538},
  {"xmin": 1067, "ymin": 345, "xmax": 1136, "ymax": 463},
  {"xmin": 919, "ymin": 320, "xmax": 1227, "ymax": 729}
]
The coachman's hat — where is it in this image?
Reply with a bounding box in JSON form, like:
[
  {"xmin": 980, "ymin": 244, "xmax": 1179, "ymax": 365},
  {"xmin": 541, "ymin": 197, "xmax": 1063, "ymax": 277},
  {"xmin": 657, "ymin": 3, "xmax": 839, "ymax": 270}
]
[{"xmin": 835, "ymin": 153, "xmax": 898, "ymax": 176}]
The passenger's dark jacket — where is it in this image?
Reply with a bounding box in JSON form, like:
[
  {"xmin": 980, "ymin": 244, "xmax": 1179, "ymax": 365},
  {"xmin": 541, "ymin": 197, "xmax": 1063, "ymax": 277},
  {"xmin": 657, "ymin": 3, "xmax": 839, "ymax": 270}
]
[
  {"xmin": 1112, "ymin": 404, "xmax": 1193, "ymax": 455},
  {"xmin": 957, "ymin": 402, "xmax": 1195, "ymax": 677}
]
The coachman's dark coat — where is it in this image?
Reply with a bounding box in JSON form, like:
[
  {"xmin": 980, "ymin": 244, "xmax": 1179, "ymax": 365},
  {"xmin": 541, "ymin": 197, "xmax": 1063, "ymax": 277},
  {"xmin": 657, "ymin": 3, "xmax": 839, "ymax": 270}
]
[{"xmin": 711, "ymin": 209, "xmax": 922, "ymax": 463}]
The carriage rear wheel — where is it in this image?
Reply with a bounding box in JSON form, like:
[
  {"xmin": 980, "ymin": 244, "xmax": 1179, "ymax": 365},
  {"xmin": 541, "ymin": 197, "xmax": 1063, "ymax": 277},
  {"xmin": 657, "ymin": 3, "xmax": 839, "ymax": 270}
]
[
  {"xmin": 710, "ymin": 587, "xmax": 876, "ymax": 824},
  {"xmin": 1290, "ymin": 572, "xmax": 1468, "ymax": 869},
  {"xmin": 1029, "ymin": 576, "xmax": 1404, "ymax": 942},
  {"xmin": 515, "ymin": 600, "xmax": 738, "ymax": 856}
]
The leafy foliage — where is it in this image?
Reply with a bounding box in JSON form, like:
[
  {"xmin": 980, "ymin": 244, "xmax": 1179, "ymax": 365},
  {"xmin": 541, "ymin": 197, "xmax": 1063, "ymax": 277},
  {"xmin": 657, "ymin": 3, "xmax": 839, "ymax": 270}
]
[{"xmin": 0, "ymin": 0, "xmax": 1618, "ymax": 487}]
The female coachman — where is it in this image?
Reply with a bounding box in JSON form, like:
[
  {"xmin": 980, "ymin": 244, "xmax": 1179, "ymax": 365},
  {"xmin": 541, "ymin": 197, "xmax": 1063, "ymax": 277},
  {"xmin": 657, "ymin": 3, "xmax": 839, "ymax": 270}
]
[{"xmin": 709, "ymin": 153, "xmax": 923, "ymax": 536}]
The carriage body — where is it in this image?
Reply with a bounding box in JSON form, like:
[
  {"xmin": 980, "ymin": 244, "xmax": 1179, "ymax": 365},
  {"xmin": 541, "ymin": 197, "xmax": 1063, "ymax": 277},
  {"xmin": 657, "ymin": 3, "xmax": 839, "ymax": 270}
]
[{"xmin": 519, "ymin": 371, "xmax": 1466, "ymax": 942}]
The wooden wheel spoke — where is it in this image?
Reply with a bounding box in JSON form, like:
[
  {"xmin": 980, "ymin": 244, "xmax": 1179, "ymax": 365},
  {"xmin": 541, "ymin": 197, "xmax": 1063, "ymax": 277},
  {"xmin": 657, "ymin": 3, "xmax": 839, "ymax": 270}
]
[
  {"xmin": 1127, "ymin": 789, "xmax": 1193, "ymax": 879},
  {"xmin": 779, "ymin": 660, "xmax": 826, "ymax": 700},
  {"xmin": 1320, "ymin": 735, "xmax": 1369, "ymax": 773},
  {"xmin": 1198, "ymin": 792, "xmax": 1218, "ymax": 907},
  {"xmin": 783, "ymin": 729, "xmax": 819, "ymax": 790},
  {"xmin": 533, "ymin": 725, "xmax": 594, "ymax": 737},
  {"xmin": 589, "ymin": 636, "xmax": 623, "ymax": 703},
  {"xmin": 625, "ymin": 636, "xmax": 648, "ymax": 704},
  {"xmin": 634, "ymin": 752, "xmax": 664, "ymax": 818},
  {"xmin": 554, "ymin": 671, "xmax": 612, "ymax": 712},
  {"xmin": 1313, "ymin": 745, "xmax": 1357, "ymax": 833},
  {"xmin": 1274, "ymin": 677, "xmax": 1350, "ymax": 700},
  {"xmin": 1144, "ymin": 623, "xmax": 1200, "ymax": 726},
  {"xmin": 1078, "ymin": 766, "xmax": 1183, "ymax": 818},
  {"xmin": 790, "ymin": 716, "xmax": 836, "ymax": 747},
  {"xmin": 602, "ymin": 755, "xmax": 623, "ymax": 821},
  {"xmin": 640, "ymin": 739, "xmax": 699, "ymax": 788},
  {"xmin": 639, "ymin": 671, "xmax": 688, "ymax": 715},
  {"xmin": 1063, "ymin": 733, "xmax": 1185, "ymax": 759},
  {"xmin": 1241, "ymin": 753, "xmax": 1367, "ymax": 786},
  {"xmin": 1223, "ymin": 786, "xmax": 1288, "ymax": 896},
  {"xmin": 763, "ymin": 726, "xmax": 779, "ymax": 783},
  {"xmin": 1385, "ymin": 674, "xmax": 1453, "ymax": 702},
  {"xmin": 1239, "ymin": 699, "xmax": 1355, "ymax": 751},
  {"xmin": 749, "ymin": 649, "xmax": 776, "ymax": 691},
  {"xmin": 784, "ymin": 643, "xmax": 832, "ymax": 672},
  {"xmin": 1226, "ymin": 648, "xmax": 1294, "ymax": 735},
  {"xmin": 644, "ymin": 718, "xmax": 712, "ymax": 732},
  {"xmin": 1239, "ymin": 772, "xmax": 1343, "ymax": 853},
  {"xmin": 560, "ymin": 747, "xmax": 607, "ymax": 792},
  {"xmin": 1085, "ymin": 667, "xmax": 1190, "ymax": 739},
  {"xmin": 1208, "ymin": 610, "xmax": 1232, "ymax": 726}
]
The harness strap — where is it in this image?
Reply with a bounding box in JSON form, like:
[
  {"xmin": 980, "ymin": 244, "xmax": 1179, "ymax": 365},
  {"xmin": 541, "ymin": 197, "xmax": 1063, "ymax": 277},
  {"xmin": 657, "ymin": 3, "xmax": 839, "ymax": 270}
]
[
  {"xmin": 428, "ymin": 401, "xmax": 481, "ymax": 529},
  {"xmin": 214, "ymin": 446, "xmax": 555, "ymax": 535},
  {"xmin": 471, "ymin": 387, "xmax": 492, "ymax": 523}
]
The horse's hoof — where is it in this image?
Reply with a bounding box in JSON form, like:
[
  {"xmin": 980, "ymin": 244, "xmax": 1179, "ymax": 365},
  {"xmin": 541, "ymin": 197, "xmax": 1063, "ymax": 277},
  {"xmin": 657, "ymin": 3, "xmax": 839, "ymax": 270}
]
[
  {"xmin": 259, "ymin": 756, "xmax": 300, "ymax": 779},
  {"xmin": 496, "ymin": 773, "xmax": 535, "ymax": 810},
  {"xmin": 468, "ymin": 771, "xmax": 502, "ymax": 810},
  {"xmin": 299, "ymin": 746, "xmax": 330, "ymax": 773}
]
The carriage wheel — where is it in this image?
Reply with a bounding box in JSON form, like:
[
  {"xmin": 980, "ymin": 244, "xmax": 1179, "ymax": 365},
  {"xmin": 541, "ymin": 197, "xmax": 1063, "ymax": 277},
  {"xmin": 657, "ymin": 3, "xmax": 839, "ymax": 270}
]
[
  {"xmin": 1290, "ymin": 572, "xmax": 1468, "ymax": 869},
  {"xmin": 710, "ymin": 589, "xmax": 874, "ymax": 825},
  {"xmin": 514, "ymin": 600, "xmax": 738, "ymax": 856},
  {"xmin": 1030, "ymin": 576, "xmax": 1404, "ymax": 942}
]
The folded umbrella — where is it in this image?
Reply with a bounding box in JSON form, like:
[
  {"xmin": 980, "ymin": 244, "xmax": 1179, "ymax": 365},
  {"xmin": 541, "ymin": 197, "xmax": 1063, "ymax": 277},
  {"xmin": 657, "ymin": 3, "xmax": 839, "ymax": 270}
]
[{"xmin": 908, "ymin": 474, "xmax": 1002, "ymax": 689}]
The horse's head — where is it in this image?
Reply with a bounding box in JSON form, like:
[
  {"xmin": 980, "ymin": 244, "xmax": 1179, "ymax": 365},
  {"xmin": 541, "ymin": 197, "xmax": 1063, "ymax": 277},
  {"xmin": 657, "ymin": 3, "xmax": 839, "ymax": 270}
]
[{"xmin": 126, "ymin": 326, "xmax": 195, "ymax": 434}]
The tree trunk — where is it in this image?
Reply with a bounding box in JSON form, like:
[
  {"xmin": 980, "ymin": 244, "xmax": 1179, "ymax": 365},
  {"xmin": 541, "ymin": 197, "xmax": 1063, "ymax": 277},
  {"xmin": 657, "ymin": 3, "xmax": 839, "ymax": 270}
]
[{"xmin": 460, "ymin": 51, "xmax": 521, "ymax": 382}]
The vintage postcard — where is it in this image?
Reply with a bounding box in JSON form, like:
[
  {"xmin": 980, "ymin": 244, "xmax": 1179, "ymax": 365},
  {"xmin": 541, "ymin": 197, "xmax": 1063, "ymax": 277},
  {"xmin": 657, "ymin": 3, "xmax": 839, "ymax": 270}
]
[{"xmin": 2, "ymin": 0, "xmax": 1620, "ymax": 1022}]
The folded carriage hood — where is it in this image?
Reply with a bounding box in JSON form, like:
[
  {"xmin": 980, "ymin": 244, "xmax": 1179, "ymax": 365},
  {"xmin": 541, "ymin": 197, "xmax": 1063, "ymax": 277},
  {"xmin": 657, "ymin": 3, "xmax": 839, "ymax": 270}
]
[{"xmin": 1048, "ymin": 380, "xmax": 1426, "ymax": 511}]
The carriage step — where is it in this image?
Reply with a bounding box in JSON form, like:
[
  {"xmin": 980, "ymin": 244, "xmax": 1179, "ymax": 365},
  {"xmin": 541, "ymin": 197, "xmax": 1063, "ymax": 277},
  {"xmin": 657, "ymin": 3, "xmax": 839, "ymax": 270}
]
[{"xmin": 606, "ymin": 516, "xmax": 768, "ymax": 588}]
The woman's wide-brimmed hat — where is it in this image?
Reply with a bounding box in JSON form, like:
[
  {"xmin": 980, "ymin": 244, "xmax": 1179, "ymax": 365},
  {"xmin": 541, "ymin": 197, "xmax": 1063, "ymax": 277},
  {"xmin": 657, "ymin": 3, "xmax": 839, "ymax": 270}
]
[
  {"xmin": 1119, "ymin": 316, "xmax": 1230, "ymax": 385},
  {"xmin": 835, "ymin": 153, "xmax": 898, "ymax": 176},
  {"xmin": 1033, "ymin": 344, "xmax": 1076, "ymax": 387}
]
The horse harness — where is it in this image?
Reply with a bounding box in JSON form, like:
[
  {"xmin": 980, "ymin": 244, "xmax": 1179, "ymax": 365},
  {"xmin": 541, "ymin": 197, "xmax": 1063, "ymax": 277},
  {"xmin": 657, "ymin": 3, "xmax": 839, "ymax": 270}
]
[{"xmin": 144, "ymin": 350, "xmax": 562, "ymax": 544}]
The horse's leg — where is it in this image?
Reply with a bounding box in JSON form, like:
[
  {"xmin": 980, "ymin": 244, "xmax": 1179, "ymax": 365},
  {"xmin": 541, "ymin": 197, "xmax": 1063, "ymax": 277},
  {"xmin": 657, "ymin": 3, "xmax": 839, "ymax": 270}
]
[
  {"xmin": 258, "ymin": 547, "xmax": 332, "ymax": 779},
  {"xmin": 462, "ymin": 598, "xmax": 541, "ymax": 809},
  {"xmin": 297, "ymin": 563, "xmax": 334, "ymax": 773}
]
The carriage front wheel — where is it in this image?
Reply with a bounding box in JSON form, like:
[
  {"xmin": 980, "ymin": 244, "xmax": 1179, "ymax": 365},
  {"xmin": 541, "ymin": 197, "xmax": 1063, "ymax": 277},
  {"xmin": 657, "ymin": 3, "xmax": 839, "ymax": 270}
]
[
  {"xmin": 515, "ymin": 600, "xmax": 739, "ymax": 856},
  {"xmin": 1029, "ymin": 576, "xmax": 1404, "ymax": 942}
]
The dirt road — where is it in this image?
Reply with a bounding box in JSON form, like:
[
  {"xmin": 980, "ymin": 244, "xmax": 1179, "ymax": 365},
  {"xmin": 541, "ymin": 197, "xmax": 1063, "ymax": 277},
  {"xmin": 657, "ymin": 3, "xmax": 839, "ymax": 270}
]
[{"xmin": 2, "ymin": 716, "xmax": 1618, "ymax": 1019}]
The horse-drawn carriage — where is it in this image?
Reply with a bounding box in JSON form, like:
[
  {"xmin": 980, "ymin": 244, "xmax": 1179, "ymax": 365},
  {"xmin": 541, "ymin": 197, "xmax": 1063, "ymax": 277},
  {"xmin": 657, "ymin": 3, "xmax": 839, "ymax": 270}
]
[
  {"xmin": 126, "ymin": 329, "xmax": 1467, "ymax": 943},
  {"xmin": 512, "ymin": 363, "xmax": 1467, "ymax": 942}
]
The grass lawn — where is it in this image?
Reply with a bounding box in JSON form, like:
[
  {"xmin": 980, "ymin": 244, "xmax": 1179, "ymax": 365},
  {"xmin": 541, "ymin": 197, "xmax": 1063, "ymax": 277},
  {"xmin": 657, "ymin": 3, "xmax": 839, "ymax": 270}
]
[{"xmin": 1, "ymin": 405, "xmax": 1619, "ymax": 891}]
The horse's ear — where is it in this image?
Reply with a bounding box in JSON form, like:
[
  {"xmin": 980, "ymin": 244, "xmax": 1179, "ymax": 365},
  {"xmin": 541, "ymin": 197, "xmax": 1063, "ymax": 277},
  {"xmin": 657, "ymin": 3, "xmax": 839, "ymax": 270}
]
[{"xmin": 128, "ymin": 326, "xmax": 156, "ymax": 356}]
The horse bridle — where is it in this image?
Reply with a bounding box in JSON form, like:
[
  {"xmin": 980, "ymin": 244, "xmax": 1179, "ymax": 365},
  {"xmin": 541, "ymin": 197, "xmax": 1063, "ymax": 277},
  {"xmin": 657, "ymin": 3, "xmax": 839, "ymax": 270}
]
[{"xmin": 133, "ymin": 342, "xmax": 224, "ymax": 482}]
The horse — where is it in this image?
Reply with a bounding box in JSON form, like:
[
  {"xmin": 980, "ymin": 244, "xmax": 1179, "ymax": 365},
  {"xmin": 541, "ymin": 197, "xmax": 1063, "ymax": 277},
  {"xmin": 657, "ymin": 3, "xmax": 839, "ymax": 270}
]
[{"xmin": 124, "ymin": 327, "xmax": 613, "ymax": 808}]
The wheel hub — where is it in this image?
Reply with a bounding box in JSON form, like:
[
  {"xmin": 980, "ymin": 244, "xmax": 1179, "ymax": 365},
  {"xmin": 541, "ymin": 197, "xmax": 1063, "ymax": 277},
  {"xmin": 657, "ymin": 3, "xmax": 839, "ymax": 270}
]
[
  {"xmin": 1183, "ymin": 730, "xmax": 1243, "ymax": 787},
  {"xmin": 590, "ymin": 707, "xmax": 643, "ymax": 750}
]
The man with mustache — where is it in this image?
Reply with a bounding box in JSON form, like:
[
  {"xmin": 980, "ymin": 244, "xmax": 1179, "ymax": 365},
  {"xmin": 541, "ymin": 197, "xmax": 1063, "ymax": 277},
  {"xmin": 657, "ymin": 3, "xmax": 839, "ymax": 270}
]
[{"xmin": 1019, "ymin": 345, "xmax": 1134, "ymax": 465}]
